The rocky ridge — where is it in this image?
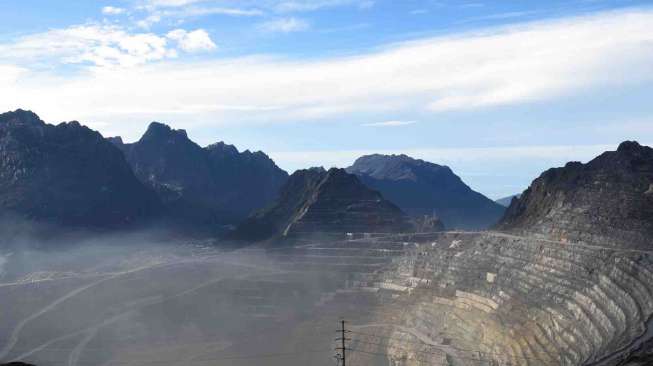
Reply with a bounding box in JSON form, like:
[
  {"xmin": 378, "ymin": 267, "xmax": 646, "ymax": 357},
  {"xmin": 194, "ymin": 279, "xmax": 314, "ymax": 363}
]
[
  {"xmin": 233, "ymin": 167, "xmax": 410, "ymax": 241},
  {"xmin": 498, "ymin": 141, "xmax": 653, "ymax": 248},
  {"xmin": 347, "ymin": 154, "xmax": 505, "ymax": 229},
  {"xmin": 112, "ymin": 122, "xmax": 288, "ymax": 230}
]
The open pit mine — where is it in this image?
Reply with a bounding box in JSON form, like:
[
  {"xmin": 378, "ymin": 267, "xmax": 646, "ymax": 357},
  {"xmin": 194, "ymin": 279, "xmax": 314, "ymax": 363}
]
[{"xmin": 1, "ymin": 113, "xmax": 652, "ymax": 366}]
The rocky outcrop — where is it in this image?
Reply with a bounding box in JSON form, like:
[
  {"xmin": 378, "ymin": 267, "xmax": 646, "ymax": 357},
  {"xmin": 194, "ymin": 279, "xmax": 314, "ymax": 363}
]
[
  {"xmin": 113, "ymin": 122, "xmax": 288, "ymax": 229},
  {"xmin": 347, "ymin": 154, "xmax": 505, "ymax": 230},
  {"xmin": 233, "ymin": 168, "xmax": 410, "ymax": 241},
  {"xmin": 498, "ymin": 141, "xmax": 653, "ymax": 249},
  {"xmin": 0, "ymin": 110, "xmax": 160, "ymax": 229}
]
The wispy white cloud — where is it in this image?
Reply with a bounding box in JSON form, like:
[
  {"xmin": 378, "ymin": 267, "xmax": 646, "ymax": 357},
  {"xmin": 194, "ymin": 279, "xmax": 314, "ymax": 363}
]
[
  {"xmin": 0, "ymin": 24, "xmax": 216, "ymax": 68},
  {"xmin": 144, "ymin": 0, "xmax": 203, "ymax": 7},
  {"xmin": 259, "ymin": 17, "xmax": 309, "ymax": 33},
  {"xmin": 274, "ymin": 0, "xmax": 374, "ymax": 12},
  {"xmin": 102, "ymin": 6, "xmax": 127, "ymax": 15},
  {"xmin": 0, "ymin": 25, "xmax": 173, "ymax": 67},
  {"xmin": 136, "ymin": 14, "xmax": 162, "ymax": 29},
  {"xmin": 362, "ymin": 120, "xmax": 417, "ymax": 127},
  {"xmin": 166, "ymin": 29, "xmax": 217, "ymax": 52},
  {"xmin": 0, "ymin": 8, "xmax": 652, "ymax": 135},
  {"xmin": 141, "ymin": 0, "xmax": 373, "ymax": 14},
  {"xmin": 175, "ymin": 6, "xmax": 264, "ymax": 17}
]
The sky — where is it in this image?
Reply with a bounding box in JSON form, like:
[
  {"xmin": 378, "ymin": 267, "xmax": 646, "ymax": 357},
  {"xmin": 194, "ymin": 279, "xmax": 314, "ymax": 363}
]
[{"xmin": 1, "ymin": 0, "xmax": 652, "ymax": 199}]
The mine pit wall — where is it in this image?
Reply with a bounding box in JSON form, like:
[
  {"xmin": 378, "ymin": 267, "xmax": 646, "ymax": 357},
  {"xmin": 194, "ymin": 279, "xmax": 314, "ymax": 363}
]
[{"xmin": 364, "ymin": 232, "xmax": 653, "ymax": 366}]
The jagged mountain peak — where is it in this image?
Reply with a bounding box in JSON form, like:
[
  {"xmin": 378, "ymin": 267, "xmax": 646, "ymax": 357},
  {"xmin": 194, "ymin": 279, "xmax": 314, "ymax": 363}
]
[
  {"xmin": 115, "ymin": 123, "xmax": 288, "ymax": 229},
  {"xmin": 140, "ymin": 122, "xmax": 190, "ymax": 143},
  {"xmin": 617, "ymin": 140, "xmax": 649, "ymax": 154},
  {"xmin": 205, "ymin": 141, "xmax": 239, "ymax": 156},
  {"xmin": 0, "ymin": 109, "xmax": 44, "ymax": 127}
]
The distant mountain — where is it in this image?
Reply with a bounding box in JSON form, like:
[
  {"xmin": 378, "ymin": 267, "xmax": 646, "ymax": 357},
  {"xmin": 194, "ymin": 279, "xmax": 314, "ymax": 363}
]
[
  {"xmin": 495, "ymin": 194, "xmax": 521, "ymax": 207},
  {"xmin": 233, "ymin": 168, "xmax": 409, "ymax": 241},
  {"xmin": 498, "ymin": 141, "xmax": 653, "ymax": 248},
  {"xmin": 346, "ymin": 154, "xmax": 505, "ymax": 230},
  {"xmin": 112, "ymin": 122, "xmax": 288, "ymax": 230},
  {"xmin": 0, "ymin": 110, "xmax": 160, "ymax": 229}
]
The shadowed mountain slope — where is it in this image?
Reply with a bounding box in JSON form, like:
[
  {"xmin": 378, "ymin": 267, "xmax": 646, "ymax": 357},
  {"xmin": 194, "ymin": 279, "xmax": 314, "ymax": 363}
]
[
  {"xmin": 233, "ymin": 167, "xmax": 410, "ymax": 241},
  {"xmin": 347, "ymin": 154, "xmax": 505, "ymax": 230},
  {"xmin": 112, "ymin": 123, "xmax": 288, "ymax": 230},
  {"xmin": 498, "ymin": 141, "xmax": 653, "ymax": 248},
  {"xmin": 0, "ymin": 110, "xmax": 160, "ymax": 229}
]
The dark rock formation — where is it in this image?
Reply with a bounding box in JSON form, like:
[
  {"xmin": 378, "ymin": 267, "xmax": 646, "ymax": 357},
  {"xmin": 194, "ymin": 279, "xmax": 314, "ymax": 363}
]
[
  {"xmin": 0, "ymin": 110, "xmax": 160, "ymax": 229},
  {"xmin": 113, "ymin": 122, "xmax": 288, "ymax": 230},
  {"xmin": 1, "ymin": 363, "xmax": 36, "ymax": 366},
  {"xmin": 498, "ymin": 141, "xmax": 653, "ymax": 248},
  {"xmin": 233, "ymin": 168, "xmax": 410, "ymax": 241},
  {"xmin": 347, "ymin": 154, "xmax": 505, "ymax": 230}
]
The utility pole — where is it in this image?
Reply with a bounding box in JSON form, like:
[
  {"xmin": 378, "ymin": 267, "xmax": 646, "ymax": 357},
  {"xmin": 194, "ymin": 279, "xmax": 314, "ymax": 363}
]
[{"xmin": 335, "ymin": 319, "xmax": 350, "ymax": 366}]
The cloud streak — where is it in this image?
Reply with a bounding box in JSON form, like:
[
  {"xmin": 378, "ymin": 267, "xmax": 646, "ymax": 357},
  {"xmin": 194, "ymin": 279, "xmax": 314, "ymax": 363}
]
[
  {"xmin": 362, "ymin": 120, "xmax": 417, "ymax": 127},
  {"xmin": 0, "ymin": 25, "xmax": 217, "ymax": 68},
  {"xmin": 0, "ymin": 8, "xmax": 652, "ymax": 135},
  {"xmin": 102, "ymin": 6, "xmax": 126, "ymax": 15},
  {"xmin": 259, "ymin": 17, "xmax": 310, "ymax": 33}
]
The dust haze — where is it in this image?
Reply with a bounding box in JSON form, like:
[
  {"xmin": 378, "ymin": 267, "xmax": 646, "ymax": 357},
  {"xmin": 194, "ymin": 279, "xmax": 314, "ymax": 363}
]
[{"xmin": 0, "ymin": 219, "xmax": 389, "ymax": 366}]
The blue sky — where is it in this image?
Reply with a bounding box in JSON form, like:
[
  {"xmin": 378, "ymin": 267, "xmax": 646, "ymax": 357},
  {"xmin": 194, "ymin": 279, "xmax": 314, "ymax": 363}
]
[{"xmin": 1, "ymin": 0, "xmax": 652, "ymax": 199}]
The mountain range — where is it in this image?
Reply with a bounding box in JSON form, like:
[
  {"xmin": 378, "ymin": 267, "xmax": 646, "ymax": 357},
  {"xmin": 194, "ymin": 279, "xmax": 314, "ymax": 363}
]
[{"xmin": 7, "ymin": 109, "xmax": 645, "ymax": 246}]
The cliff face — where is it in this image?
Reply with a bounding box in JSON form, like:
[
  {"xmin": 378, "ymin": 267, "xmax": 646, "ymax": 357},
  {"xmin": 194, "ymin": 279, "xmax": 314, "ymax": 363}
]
[
  {"xmin": 113, "ymin": 123, "xmax": 288, "ymax": 229},
  {"xmin": 233, "ymin": 168, "xmax": 410, "ymax": 241},
  {"xmin": 498, "ymin": 141, "xmax": 653, "ymax": 248},
  {"xmin": 347, "ymin": 154, "xmax": 505, "ymax": 230},
  {"xmin": 0, "ymin": 110, "xmax": 160, "ymax": 229}
]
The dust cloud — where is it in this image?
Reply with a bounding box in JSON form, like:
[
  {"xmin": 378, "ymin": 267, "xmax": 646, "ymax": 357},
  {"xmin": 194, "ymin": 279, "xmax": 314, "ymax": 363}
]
[{"xmin": 0, "ymin": 219, "xmax": 387, "ymax": 366}]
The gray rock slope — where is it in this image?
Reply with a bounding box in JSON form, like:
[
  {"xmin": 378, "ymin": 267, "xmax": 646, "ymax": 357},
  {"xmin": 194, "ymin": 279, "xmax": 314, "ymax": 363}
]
[{"xmin": 233, "ymin": 167, "xmax": 410, "ymax": 241}]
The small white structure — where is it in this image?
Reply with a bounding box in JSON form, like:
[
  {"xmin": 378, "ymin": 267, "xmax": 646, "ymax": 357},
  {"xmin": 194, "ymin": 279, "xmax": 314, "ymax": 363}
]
[{"xmin": 486, "ymin": 272, "xmax": 497, "ymax": 283}]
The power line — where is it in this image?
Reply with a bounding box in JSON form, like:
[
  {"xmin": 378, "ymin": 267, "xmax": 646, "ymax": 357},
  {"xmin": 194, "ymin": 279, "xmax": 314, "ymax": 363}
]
[{"xmin": 335, "ymin": 319, "xmax": 351, "ymax": 366}]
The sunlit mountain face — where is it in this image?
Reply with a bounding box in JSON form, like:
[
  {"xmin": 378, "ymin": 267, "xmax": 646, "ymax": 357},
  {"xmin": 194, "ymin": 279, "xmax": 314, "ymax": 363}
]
[{"xmin": 1, "ymin": 1, "xmax": 653, "ymax": 365}]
